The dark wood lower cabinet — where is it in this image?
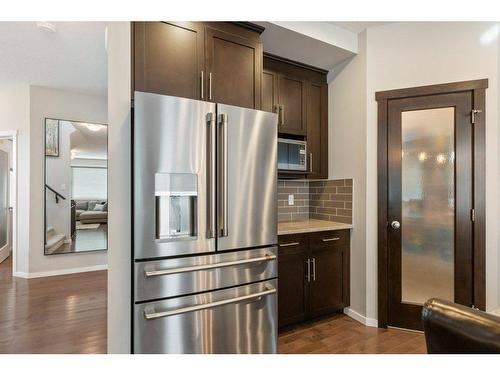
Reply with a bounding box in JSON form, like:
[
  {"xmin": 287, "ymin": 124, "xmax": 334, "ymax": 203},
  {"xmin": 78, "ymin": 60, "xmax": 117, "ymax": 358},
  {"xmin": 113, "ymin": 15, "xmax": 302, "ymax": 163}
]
[
  {"xmin": 278, "ymin": 230, "xmax": 350, "ymax": 329},
  {"xmin": 277, "ymin": 234, "xmax": 308, "ymax": 327}
]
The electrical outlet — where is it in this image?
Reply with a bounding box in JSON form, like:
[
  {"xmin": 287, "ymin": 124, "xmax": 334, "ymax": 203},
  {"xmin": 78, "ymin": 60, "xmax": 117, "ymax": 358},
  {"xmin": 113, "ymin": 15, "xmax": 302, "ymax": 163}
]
[{"xmin": 288, "ymin": 194, "xmax": 294, "ymax": 206}]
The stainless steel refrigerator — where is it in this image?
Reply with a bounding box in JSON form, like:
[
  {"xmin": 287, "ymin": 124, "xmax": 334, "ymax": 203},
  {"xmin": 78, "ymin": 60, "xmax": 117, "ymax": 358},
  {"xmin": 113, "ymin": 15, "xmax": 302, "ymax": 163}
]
[{"xmin": 133, "ymin": 92, "xmax": 278, "ymax": 354}]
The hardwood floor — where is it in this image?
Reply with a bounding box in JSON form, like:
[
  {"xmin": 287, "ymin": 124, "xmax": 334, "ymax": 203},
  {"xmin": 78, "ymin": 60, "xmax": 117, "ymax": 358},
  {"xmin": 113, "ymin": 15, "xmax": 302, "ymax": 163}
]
[
  {"xmin": 279, "ymin": 314, "xmax": 427, "ymax": 354},
  {"xmin": 0, "ymin": 256, "xmax": 107, "ymax": 354},
  {"xmin": 0, "ymin": 255, "xmax": 425, "ymax": 354}
]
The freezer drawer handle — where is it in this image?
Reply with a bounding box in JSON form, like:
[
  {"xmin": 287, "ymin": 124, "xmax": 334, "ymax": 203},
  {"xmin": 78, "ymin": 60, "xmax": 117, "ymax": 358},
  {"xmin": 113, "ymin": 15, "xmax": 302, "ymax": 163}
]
[
  {"xmin": 322, "ymin": 237, "xmax": 340, "ymax": 242},
  {"xmin": 144, "ymin": 286, "xmax": 277, "ymax": 320},
  {"xmin": 144, "ymin": 254, "xmax": 277, "ymax": 277}
]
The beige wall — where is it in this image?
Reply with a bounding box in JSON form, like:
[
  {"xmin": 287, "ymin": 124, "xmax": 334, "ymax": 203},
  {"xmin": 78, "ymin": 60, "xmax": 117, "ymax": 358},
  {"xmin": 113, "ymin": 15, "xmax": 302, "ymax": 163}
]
[
  {"xmin": 330, "ymin": 22, "xmax": 500, "ymax": 323},
  {"xmin": 107, "ymin": 21, "xmax": 132, "ymax": 354},
  {"xmin": 29, "ymin": 86, "xmax": 108, "ymax": 275},
  {"xmin": 329, "ymin": 31, "xmax": 369, "ymax": 321}
]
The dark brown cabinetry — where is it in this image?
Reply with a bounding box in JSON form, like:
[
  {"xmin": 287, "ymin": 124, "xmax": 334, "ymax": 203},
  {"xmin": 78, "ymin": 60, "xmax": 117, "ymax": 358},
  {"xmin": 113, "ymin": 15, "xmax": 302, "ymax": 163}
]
[
  {"xmin": 134, "ymin": 22, "xmax": 263, "ymax": 109},
  {"xmin": 277, "ymin": 234, "xmax": 308, "ymax": 327},
  {"xmin": 264, "ymin": 54, "xmax": 329, "ymax": 179},
  {"xmin": 278, "ymin": 230, "xmax": 350, "ymax": 329}
]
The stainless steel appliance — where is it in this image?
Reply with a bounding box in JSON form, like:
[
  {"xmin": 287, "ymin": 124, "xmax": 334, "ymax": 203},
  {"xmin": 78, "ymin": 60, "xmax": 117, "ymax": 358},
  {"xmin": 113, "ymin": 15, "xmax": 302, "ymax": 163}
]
[
  {"xmin": 133, "ymin": 92, "xmax": 278, "ymax": 354},
  {"xmin": 278, "ymin": 138, "xmax": 307, "ymax": 172}
]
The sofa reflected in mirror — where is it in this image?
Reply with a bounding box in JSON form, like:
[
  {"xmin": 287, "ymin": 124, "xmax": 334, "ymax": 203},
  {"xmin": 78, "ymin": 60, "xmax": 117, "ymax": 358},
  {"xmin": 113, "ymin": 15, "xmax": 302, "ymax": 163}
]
[{"xmin": 44, "ymin": 118, "xmax": 108, "ymax": 255}]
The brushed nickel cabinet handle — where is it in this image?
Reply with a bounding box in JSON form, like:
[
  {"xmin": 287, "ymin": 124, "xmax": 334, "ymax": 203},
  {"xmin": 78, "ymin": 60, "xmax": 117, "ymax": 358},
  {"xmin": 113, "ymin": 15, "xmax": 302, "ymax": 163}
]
[
  {"xmin": 312, "ymin": 257, "xmax": 316, "ymax": 281},
  {"xmin": 200, "ymin": 70, "xmax": 204, "ymax": 99},
  {"xmin": 280, "ymin": 104, "xmax": 285, "ymax": 126},
  {"xmin": 322, "ymin": 237, "xmax": 340, "ymax": 242},
  {"xmin": 279, "ymin": 242, "xmax": 299, "ymax": 247},
  {"xmin": 209, "ymin": 72, "xmax": 212, "ymax": 100},
  {"xmin": 144, "ymin": 286, "xmax": 277, "ymax": 320},
  {"xmin": 309, "ymin": 153, "xmax": 313, "ymax": 173}
]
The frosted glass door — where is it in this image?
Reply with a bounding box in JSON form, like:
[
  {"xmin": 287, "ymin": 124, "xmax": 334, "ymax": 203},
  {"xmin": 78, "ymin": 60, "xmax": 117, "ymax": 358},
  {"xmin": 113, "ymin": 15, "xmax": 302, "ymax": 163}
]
[
  {"xmin": 387, "ymin": 90, "xmax": 474, "ymax": 331},
  {"xmin": 401, "ymin": 107, "xmax": 455, "ymax": 305}
]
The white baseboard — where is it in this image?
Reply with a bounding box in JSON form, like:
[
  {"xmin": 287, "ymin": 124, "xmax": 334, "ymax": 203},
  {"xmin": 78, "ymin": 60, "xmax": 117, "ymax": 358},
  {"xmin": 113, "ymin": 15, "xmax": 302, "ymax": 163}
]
[
  {"xmin": 344, "ymin": 307, "xmax": 378, "ymax": 327},
  {"xmin": 13, "ymin": 264, "xmax": 108, "ymax": 279}
]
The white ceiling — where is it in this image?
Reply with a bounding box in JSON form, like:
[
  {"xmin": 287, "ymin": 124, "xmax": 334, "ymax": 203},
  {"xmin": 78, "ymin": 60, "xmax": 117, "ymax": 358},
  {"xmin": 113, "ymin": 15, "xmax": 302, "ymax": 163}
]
[
  {"xmin": 68, "ymin": 121, "xmax": 107, "ymax": 159},
  {"xmin": 330, "ymin": 22, "xmax": 391, "ymax": 34},
  {"xmin": 0, "ymin": 22, "xmax": 107, "ymax": 95}
]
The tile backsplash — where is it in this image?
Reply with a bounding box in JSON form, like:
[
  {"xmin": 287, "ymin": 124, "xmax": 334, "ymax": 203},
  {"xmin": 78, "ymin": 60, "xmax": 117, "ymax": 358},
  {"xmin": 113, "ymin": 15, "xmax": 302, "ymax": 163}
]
[
  {"xmin": 277, "ymin": 181, "xmax": 310, "ymax": 223},
  {"xmin": 277, "ymin": 179, "xmax": 353, "ymax": 224}
]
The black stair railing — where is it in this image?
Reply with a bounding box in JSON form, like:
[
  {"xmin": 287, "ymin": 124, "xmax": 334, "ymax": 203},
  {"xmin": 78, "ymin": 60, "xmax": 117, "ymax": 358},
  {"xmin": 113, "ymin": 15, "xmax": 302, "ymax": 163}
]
[{"xmin": 45, "ymin": 184, "xmax": 66, "ymax": 204}]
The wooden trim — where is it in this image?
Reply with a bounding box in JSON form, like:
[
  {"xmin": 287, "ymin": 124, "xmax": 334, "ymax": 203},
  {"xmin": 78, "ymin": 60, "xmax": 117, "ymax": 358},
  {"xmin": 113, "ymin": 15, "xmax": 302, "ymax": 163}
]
[
  {"xmin": 375, "ymin": 79, "xmax": 489, "ymax": 101},
  {"xmin": 230, "ymin": 22, "xmax": 265, "ymax": 34},
  {"xmin": 264, "ymin": 52, "xmax": 329, "ymax": 75},
  {"xmin": 473, "ymin": 88, "xmax": 486, "ymax": 310},
  {"xmin": 377, "ymin": 99, "xmax": 388, "ymax": 328}
]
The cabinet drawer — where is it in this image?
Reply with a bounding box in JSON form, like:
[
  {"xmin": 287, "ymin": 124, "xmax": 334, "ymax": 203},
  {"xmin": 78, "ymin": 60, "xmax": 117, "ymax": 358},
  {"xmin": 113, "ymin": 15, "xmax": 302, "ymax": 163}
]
[
  {"xmin": 278, "ymin": 233, "xmax": 307, "ymax": 253},
  {"xmin": 308, "ymin": 229, "xmax": 349, "ymax": 249}
]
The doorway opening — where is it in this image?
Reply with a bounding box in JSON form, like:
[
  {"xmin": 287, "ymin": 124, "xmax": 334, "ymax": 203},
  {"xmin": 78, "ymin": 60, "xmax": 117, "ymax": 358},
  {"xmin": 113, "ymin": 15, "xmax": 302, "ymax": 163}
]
[
  {"xmin": 376, "ymin": 80, "xmax": 487, "ymax": 330},
  {"xmin": 0, "ymin": 131, "xmax": 17, "ymax": 276}
]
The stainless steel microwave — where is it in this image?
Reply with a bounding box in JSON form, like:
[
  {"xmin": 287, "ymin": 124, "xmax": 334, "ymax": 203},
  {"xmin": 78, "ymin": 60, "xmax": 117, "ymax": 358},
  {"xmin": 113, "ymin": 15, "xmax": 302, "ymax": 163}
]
[{"xmin": 278, "ymin": 138, "xmax": 307, "ymax": 172}]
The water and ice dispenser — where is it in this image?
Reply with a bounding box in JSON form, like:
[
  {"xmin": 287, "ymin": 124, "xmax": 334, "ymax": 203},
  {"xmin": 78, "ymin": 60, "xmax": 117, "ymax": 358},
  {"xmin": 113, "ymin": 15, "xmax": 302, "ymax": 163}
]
[{"xmin": 155, "ymin": 173, "xmax": 197, "ymax": 240}]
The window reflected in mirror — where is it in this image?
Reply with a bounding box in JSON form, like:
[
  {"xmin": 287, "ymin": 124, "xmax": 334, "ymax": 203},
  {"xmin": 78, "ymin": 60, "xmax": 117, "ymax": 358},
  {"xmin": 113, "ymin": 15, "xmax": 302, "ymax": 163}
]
[{"xmin": 44, "ymin": 119, "xmax": 108, "ymax": 255}]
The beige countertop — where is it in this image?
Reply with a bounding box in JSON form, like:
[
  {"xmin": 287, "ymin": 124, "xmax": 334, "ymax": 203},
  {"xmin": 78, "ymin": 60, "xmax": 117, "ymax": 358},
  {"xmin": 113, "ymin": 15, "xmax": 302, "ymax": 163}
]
[{"xmin": 277, "ymin": 219, "xmax": 353, "ymax": 235}]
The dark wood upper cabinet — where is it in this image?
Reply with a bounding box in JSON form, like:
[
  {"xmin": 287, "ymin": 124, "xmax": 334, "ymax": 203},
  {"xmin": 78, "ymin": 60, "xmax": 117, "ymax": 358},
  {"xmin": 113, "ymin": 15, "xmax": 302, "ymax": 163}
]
[
  {"xmin": 205, "ymin": 25, "xmax": 262, "ymax": 109},
  {"xmin": 277, "ymin": 75, "xmax": 307, "ymax": 135},
  {"xmin": 134, "ymin": 22, "xmax": 204, "ymax": 100},
  {"xmin": 264, "ymin": 54, "xmax": 329, "ymax": 179},
  {"xmin": 262, "ymin": 70, "xmax": 278, "ymax": 113},
  {"xmin": 133, "ymin": 22, "xmax": 263, "ymax": 109},
  {"xmin": 307, "ymin": 83, "xmax": 329, "ymax": 179},
  {"xmin": 277, "ymin": 234, "xmax": 308, "ymax": 328}
]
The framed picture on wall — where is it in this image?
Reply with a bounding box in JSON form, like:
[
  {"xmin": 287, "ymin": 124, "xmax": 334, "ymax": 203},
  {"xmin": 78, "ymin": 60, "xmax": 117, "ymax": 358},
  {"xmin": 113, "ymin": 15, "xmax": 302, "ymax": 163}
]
[{"xmin": 45, "ymin": 118, "xmax": 59, "ymax": 157}]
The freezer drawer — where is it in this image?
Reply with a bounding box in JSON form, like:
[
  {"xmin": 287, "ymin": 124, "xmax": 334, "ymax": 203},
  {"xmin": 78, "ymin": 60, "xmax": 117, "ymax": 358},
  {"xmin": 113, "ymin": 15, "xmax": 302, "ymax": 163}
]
[
  {"xmin": 134, "ymin": 247, "xmax": 277, "ymax": 302},
  {"xmin": 134, "ymin": 279, "xmax": 277, "ymax": 354}
]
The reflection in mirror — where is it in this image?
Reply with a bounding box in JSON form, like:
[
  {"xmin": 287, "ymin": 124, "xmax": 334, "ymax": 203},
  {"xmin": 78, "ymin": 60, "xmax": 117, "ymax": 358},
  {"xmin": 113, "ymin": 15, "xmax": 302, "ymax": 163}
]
[{"xmin": 44, "ymin": 119, "xmax": 108, "ymax": 255}]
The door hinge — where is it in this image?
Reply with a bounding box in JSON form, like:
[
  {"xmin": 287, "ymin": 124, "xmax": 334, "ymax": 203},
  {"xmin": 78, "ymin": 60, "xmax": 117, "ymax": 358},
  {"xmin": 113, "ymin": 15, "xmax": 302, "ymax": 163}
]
[
  {"xmin": 470, "ymin": 208, "xmax": 475, "ymax": 222},
  {"xmin": 471, "ymin": 109, "xmax": 482, "ymax": 124}
]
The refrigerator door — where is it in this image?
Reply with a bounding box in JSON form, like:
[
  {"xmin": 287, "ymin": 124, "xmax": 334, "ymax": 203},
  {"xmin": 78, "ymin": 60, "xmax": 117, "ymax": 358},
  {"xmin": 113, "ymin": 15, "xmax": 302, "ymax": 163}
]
[
  {"xmin": 134, "ymin": 279, "xmax": 277, "ymax": 354},
  {"xmin": 134, "ymin": 92, "xmax": 216, "ymax": 259},
  {"xmin": 216, "ymin": 104, "xmax": 277, "ymax": 251}
]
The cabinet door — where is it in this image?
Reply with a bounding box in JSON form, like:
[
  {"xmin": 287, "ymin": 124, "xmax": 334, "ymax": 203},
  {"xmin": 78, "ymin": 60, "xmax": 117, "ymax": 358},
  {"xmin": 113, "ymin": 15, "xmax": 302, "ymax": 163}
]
[
  {"xmin": 307, "ymin": 83, "xmax": 329, "ymax": 179},
  {"xmin": 262, "ymin": 70, "xmax": 278, "ymax": 113},
  {"xmin": 277, "ymin": 75, "xmax": 307, "ymax": 135},
  {"xmin": 309, "ymin": 245, "xmax": 346, "ymax": 318},
  {"xmin": 205, "ymin": 26, "xmax": 262, "ymax": 109},
  {"xmin": 277, "ymin": 235, "xmax": 308, "ymax": 328},
  {"xmin": 134, "ymin": 22, "xmax": 204, "ymax": 100}
]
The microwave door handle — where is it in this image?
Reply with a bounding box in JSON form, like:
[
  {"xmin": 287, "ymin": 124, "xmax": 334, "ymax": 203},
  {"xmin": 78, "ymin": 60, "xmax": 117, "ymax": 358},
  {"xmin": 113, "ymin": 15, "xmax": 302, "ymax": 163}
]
[{"xmin": 206, "ymin": 113, "xmax": 215, "ymax": 238}]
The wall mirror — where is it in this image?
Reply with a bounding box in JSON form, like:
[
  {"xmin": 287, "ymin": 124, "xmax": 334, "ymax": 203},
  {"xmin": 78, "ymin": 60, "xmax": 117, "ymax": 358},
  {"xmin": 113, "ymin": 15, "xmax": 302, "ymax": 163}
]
[{"xmin": 44, "ymin": 118, "xmax": 108, "ymax": 255}]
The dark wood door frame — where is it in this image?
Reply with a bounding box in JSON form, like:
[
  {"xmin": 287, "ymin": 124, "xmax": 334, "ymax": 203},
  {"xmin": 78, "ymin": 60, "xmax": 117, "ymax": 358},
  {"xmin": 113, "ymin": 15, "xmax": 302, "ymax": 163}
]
[{"xmin": 376, "ymin": 79, "xmax": 488, "ymax": 328}]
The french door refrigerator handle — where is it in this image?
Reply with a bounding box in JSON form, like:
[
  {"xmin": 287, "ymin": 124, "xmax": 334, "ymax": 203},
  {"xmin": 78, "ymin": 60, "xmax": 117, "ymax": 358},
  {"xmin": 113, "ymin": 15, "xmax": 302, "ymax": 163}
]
[
  {"xmin": 218, "ymin": 113, "xmax": 228, "ymax": 237},
  {"xmin": 206, "ymin": 112, "xmax": 215, "ymax": 238},
  {"xmin": 144, "ymin": 286, "xmax": 277, "ymax": 320}
]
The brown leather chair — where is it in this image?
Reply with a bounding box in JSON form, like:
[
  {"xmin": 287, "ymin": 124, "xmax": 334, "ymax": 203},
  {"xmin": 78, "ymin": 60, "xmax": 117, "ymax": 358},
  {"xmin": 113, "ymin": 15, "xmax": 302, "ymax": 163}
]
[{"xmin": 422, "ymin": 298, "xmax": 500, "ymax": 353}]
